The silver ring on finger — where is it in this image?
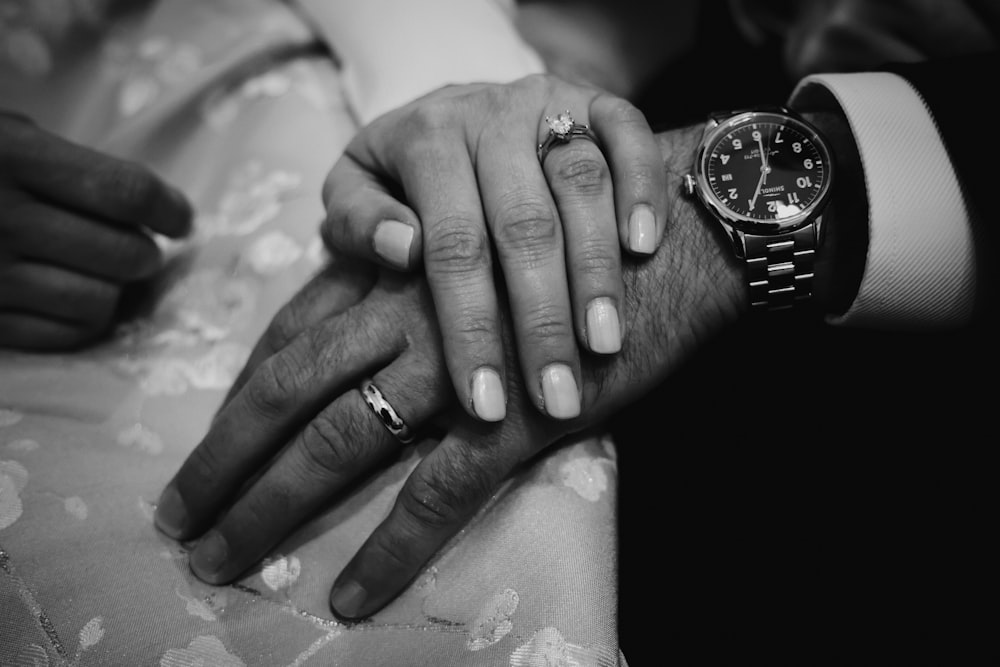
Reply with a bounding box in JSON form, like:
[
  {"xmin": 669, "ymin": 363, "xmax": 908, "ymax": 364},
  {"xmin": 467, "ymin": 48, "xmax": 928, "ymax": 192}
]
[
  {"xmin": 359, "ymin": 377, "xmax": 414, "ymax": 444},
  {"xmin": 537, "ymin": 110, "xmax": 601, "ymax": 164}
]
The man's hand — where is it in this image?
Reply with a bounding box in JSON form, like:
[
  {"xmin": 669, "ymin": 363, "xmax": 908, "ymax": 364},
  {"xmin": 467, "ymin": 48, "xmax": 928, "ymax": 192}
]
[
  {"xmin": 154, "ymin": 127, "xmax": 747, "ymax": 621},
  {"xmin": 0, "ymin": 112, "xmax": 193, "ymax": 350}
]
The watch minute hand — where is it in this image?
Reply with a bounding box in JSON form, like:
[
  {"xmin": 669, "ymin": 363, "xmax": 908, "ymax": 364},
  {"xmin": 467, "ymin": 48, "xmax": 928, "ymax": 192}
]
[{"xmin": 749, "ymin": 167, "xmax": 766, "ymax": 211}]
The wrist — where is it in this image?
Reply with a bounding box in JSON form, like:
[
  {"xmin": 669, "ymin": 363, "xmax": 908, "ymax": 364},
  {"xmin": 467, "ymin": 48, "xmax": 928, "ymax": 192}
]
[{"xmin": 621, "ymin": 126, "xmax": 745, "ymax": 375}]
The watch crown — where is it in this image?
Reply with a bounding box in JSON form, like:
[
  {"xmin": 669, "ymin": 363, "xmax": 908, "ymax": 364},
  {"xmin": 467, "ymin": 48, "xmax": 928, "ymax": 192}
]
[{"xmin": 683, "ymin": 173, "xmax": 696, "ymax": 197}]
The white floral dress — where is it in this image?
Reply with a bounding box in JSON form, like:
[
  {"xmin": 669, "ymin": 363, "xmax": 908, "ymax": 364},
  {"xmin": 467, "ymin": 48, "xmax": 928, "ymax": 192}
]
[{"xmin": 0, "ymin": 1, "xmax": 623, "ymax": 665}]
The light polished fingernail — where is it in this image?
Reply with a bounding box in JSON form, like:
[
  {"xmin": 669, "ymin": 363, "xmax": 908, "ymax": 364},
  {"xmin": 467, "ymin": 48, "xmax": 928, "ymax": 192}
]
[
  {"xmin": 373, "ymin": 219, "xmax": 414, "ymax": 269},
  {"xmin": 586, "ymin": 297, "xmax": 621, "ymax": 354},
  {"xmin": 190, "ymin": 530, "xmax": 228, "ymax": 580},
  {"xmin": 154, "ymin": 484, "xmax": 188, "ymax": 539},
  {"xmin": 471, "ymin": 367, "xmax": 506, "ymax": 422},
  {"xmin": 541, "ymin": 363, "xmax": 580, "ymax": 419},
  {"xmin": 628, "ymin": 204, "xmax": 656, "ymax": 255},
  {"xmin": 331, "ymin": 578, "xmax": 370, "ymax": 619}
]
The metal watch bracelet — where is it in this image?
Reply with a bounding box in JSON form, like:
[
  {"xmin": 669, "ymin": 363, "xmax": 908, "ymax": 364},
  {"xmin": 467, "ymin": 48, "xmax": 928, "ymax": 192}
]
[{"xmin": 744, "ymin": 225, "xmax": 818, "ymax": 311}]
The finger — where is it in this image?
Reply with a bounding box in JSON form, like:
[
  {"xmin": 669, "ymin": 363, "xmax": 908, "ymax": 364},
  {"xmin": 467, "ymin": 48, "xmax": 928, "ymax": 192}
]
[
  {"xmin": 0, "ymin": 261, "xmax": 120, "ymax": 328},
  {"xmin": 540, "ymin": 110, "xmax": 624, "ymax": 356},
  {"xmin": 186, "ymin": 354, "xmax": 447, "ymax": 585},
  {"xmin": 154, "ymin": 275, "xmax": 439, "ymax": 542},
  {"xmin": 219, "ymin": 256, "xmax": 376, "ymax": 410},
  {"xmin": 1, "ymin": 193, "xmax": 163, "ymax": 280},
  {"xmin": 589, "ymin": 93, "xmax": 668, "ymax": 258},
  {"xmin": 477, "ymin": 110, "xmax": 581, "ymax": 419},
  {"xmin": 1, "ymin": 117, "xmax": 193, "ymax": 238},
  {"xmin": 329, "ymin": 418, "xmax": 536, "ymax": 619},
  {"xmin": 0, "ymin": 312, "xmax": 102, "ymax": 350},
  {"xmin": 384, "ymin": 103, "xmax": 509, "ymax": 423},
  {"xmin": 320, "ymin": 152, "xmax": 422, "ymax": 272}
]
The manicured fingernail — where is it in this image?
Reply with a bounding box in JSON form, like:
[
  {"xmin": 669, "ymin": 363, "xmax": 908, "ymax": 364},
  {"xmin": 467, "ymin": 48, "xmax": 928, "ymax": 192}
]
[
  {"xmin": 471, "ymin": 367, "xmax": 506, "ymax": 422},
  {"xmin": 331, "ymin": 578, "xmax": 370, "ymax": 619},
  {"xmin": 586, "ymin": 297, "xmax": 621, "ymax": 354},
  {"xmin": 154, "ymin": 484, "xmax": 188, "ymax": 538},
  {"xmin": 541, "ymin": 363, "xmax": 580, "ymax": 419},
  {"xmin": 190, "ymin": 530, "xmax": 228, "ymax": 580},
  {"xmin": 628, "ymin": 204, "xmax": 656, "ymax": 255},
  {"xmin": 373, "ymin": 219, "xmax": 414, "ymax": 269}
]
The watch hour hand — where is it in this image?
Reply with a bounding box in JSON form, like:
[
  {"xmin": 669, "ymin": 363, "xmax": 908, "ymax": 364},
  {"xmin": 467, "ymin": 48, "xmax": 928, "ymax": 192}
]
[{"xmin": 749, "ymin": 167, "xmax": 766, "ymax": 211}]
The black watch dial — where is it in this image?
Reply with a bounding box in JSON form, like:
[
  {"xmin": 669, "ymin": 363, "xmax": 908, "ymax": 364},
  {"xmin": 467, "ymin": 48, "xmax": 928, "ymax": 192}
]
[{"xmin": 701, "ymin": 111, "xmax": 832, "ymax": 230}]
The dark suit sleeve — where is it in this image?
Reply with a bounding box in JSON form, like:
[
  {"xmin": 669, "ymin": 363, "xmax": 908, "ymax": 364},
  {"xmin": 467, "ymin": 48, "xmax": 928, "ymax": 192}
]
[{"xmin": 616, "ymin": 52, "xmax": 1000, "ymax": 664}]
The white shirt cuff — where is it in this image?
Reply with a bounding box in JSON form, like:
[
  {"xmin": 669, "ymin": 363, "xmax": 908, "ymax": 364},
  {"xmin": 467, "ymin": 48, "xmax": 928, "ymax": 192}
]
[
  {"xmin": 293, "ymin": 0, "xmax": 545, "ymax": 125},
  {"xmin": 789, "ymin": 72, "xmax": 976, "ymax": 330}
]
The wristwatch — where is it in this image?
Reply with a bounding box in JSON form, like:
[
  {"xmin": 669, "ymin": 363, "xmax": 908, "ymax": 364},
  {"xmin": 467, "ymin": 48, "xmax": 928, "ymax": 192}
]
[{"xmin": 684, "ymin": 106, "xmax": 834, "ymax": 312}]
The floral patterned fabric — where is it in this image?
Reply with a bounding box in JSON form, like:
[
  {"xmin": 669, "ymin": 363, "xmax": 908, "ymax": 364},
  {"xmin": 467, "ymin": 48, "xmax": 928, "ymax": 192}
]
[{"xmin": 0, "ymin": 1, "xmax": 622, "ymax": 665}]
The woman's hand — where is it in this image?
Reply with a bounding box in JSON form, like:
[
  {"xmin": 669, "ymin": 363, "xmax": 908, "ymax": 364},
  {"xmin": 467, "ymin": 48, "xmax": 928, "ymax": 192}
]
[
  {"xmin": 320, "ymin": 74, "xmax": 668, "ymax": 423},
  {"xmin": 0, "ymin": 112, "xmax": 192, "ymax": 350}
]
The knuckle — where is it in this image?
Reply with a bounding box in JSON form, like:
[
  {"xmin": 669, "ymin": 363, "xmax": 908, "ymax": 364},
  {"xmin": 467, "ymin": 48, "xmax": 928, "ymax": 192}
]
[
  {"xmin": 400, "ymin": 99, "xmax": 455, "ymax": 138},
  {"xmin": 299, "ymin": 410, "xmax": 368, "ymax": 477},
  {"xmin": 184, "ymin": 440, "xmax": 229, "ymax": 489},
  {"xmin": 523, "ymin": 305, "xmax": 575, "ymax": 342},
  {"xmin": 574, "ymin": 240, "xmax": 621, "ymax": 275},
  {"xmin": 452, "ymin": 310, "xmax": 496, "ymax": 342},
  {"xmin": 399, "ymin": 455, "xmax": 490, "ymax": 530},
  {"xmin": 243, "ymin": 353, "xmax": 309, "ymax": 420},
  {"xmin": 423, "ymin": 216, "xmax": 490, "ymax": 271},
  {"xmin": 491, "ymin": 195, "xmax": 557, "ymax": 254},
  {"xmin": 551, "ymin": 152, "xmax": 608, "ymax": 195},
  {"xmin": 261, "ymin": 303, "xmax": 306, "ymax": 354}
]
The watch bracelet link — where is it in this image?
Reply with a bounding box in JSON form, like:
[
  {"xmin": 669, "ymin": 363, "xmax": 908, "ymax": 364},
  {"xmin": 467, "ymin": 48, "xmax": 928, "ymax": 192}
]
[{"xmin": 744, "ymin": 224, "xmax": 817, "ymax": 311}]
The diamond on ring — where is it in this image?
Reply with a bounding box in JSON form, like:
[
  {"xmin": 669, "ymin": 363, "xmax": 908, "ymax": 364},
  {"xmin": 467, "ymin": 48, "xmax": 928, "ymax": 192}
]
[
  {"xmin": 537, "ymin": 110, "xmax": 600, "ymax": 164},
  {"xmin": 547, "ymin": 111, "xmax": 576, "ymax": 138}
]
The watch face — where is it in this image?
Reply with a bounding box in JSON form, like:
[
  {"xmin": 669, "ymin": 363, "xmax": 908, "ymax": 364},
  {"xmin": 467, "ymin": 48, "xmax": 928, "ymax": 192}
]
[{"xmin": 696, "ymin": 110, "xmax": 833, "ymax": 233}]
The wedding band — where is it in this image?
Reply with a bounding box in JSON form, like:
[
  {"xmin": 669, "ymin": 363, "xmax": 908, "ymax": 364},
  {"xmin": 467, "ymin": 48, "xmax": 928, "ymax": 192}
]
[
  {"xmin": 359, "ymin": 378, "xmax": 414, "ymax": 444},
  {"xmin": 537, "ymin": 110, "xmax": 600, "ymax": 164}
]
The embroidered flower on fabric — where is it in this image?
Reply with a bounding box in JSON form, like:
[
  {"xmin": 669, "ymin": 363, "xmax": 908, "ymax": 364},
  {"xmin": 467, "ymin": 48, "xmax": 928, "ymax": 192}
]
[
  {"xmin": 161, "ymin": 635, "xmax": 246, "ymax": 667},
  {"xmin": 202, "ymin": 60, "xmax": 337, "ymax": 129},
  {"xmin": 260, "ymin": 555, "xmax": 301, "ymax": 591},
  {"xmin": 117, "ymin": 422, "xmax": 164, "ymax": 455},
  {"xmin": 467, "ymin": 588, "xmax": 519, "ymax": 651},
  {"xmin": 64, "ymin": 496, "xmax": 88, "ymax": 520},
  {"xmin": 113, "ymin": 269, "xmax": 257, "ymax": 352},
  {"xmin": 196, "ymin": 162, "xmax": 303, "ymax": 239},
  {"xmin": 6, "ymin": 438, "xmax": 39, "ymax": 452},
  {"xmin": 117, "ymin": 342, "xmax": 250, "ymax": 397},
  {"xmin": 117, "ymin": 37, "xmax": 203, "ymax": 116},
  {"xmin": 559, "ymin": 455, "xmax": 609, "ymax": 502},
  {"xmin": 511, "ymin": 627, "xmax": 616, "ymax": 667},
  {"xmin": 175, "ymin": 587, "xmax": 229, "ymax": 622},
  {"xmin": 0, "ymin": 408, "xmax": 24, "ymax": 427},
  {"xmin": 242, "ymin": 231, "xmax": 303, "ymax": 276},
  {"xmin": 0, "ymin": 459, "xmax": 28, "ymax": 530}
]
